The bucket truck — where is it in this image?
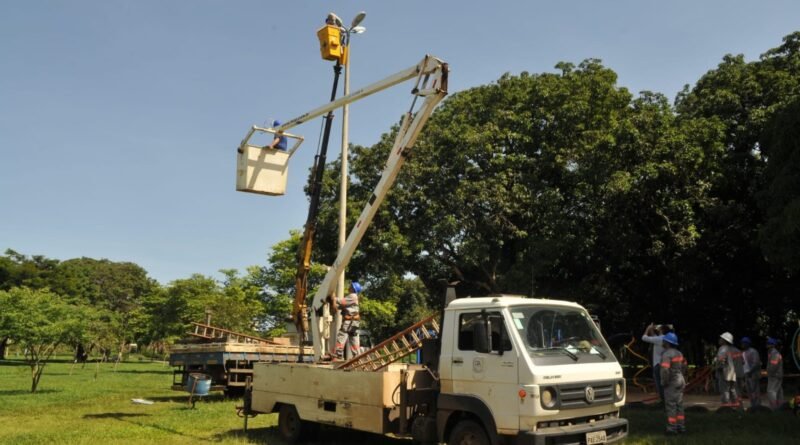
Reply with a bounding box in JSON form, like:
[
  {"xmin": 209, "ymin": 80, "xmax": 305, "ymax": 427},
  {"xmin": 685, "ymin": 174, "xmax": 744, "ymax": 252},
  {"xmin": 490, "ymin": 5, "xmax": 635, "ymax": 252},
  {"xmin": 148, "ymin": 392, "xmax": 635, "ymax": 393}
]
[{"xmin": 239, "ymin": 54, "xmax": 629, "ymax": 445}]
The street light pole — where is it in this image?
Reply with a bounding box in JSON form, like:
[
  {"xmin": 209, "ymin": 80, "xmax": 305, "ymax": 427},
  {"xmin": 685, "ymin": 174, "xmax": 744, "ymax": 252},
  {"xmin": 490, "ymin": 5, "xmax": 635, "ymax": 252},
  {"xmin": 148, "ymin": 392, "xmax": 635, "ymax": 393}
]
[
  {"xmin": 336, "ymin": 13, "xmax": 366, "ymax": 356},
  {"xmin": 337, "ymin": 37, "xmax": 350, "ymax": 324}
]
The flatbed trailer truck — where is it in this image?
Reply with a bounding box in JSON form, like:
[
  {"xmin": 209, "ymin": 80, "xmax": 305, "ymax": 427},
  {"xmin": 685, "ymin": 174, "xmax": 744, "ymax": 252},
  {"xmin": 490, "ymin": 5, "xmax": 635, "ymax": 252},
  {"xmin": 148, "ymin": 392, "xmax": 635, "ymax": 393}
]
[
  {"xmin": 169, "ymin": 341, "xmax": 310, "ymax": 393},
  {"xmin": 169, "ymin": 331, "xmax": 373, "ymax": 392}
]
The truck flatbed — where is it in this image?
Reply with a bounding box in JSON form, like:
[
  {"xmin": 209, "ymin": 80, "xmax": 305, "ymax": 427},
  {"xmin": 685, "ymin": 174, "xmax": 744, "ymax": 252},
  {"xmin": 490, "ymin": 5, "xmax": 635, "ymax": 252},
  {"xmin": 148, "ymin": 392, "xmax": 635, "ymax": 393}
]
[{"xmin": 251, "ymin": 362, "xmax": 436, "ymax": 436}]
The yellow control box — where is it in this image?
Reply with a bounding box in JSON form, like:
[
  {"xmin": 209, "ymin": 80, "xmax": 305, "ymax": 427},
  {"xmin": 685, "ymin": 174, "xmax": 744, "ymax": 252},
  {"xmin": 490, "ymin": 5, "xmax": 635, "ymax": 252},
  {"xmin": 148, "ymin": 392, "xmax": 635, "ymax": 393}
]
[{"xmin": 316, "ymin": 25, "xmax": 342, "ymax": 61}]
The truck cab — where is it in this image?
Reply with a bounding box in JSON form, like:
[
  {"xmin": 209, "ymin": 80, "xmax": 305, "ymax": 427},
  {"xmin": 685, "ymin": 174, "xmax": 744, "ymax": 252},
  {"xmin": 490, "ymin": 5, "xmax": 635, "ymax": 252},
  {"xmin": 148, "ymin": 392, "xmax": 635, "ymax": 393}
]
[{"xmin": 436, "ymin": 295, "xmax": 628, "ymax": 444}]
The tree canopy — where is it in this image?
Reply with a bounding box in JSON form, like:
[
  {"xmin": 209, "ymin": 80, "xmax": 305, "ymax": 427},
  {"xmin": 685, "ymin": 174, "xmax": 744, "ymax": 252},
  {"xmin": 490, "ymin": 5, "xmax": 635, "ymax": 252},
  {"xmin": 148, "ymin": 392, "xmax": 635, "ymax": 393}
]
[{"xmin": 311, "ymin": 33, "xmax": 800, "ymax": 357}]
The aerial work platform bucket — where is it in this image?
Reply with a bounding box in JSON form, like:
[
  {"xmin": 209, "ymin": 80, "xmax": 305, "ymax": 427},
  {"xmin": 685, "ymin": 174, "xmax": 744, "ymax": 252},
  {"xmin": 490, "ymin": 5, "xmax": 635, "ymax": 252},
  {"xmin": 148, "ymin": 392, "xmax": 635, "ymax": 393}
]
[{"xmin": 236, "ymin": 125, "xmax": 303, "ymax": 196}]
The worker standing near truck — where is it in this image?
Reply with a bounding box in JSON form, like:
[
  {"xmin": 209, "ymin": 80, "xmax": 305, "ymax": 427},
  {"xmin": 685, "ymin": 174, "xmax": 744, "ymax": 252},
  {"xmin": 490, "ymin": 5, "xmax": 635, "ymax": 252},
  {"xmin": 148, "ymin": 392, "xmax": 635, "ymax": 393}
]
[
  {"xmin": 766, "ymin": 337, "xmax": 784, "ymax": 410},
  {"xmin": 715, "ymin": 332, "xmax": 740, "ymax": 408},
  {"xmin": 642, "ymin": 323, "xmax": 668, "ymax": 402},
  {"xmin": 740, "ymin": 336, "xmax": 762, "ymax": 409},
  {"xmin": 334, "ymin": 281, "xmax": 361, "ymax": 360},
  {"xmin": 660, "ymin": 333, "xmax": 687, "ymax": 435}
]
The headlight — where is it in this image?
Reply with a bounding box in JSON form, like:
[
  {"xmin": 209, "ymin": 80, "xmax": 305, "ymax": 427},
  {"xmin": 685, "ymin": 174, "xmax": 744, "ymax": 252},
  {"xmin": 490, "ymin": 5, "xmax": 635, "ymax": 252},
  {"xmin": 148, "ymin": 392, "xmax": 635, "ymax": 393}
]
[
  {"xmin": 615, "ymin": 380, "xmax": 625, "ymax": 400},
  {"xmin": 541, "ymin": 387, "xmax": 557, "ymax": 409}
]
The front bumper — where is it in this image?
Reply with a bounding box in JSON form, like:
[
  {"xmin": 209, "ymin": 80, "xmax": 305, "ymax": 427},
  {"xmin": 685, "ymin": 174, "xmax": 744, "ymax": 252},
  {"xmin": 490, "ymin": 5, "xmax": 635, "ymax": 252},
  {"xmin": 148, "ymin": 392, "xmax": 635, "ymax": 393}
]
[{"xmin": 515, "ymin": 417, "xmax": 628, "ymax": 445}]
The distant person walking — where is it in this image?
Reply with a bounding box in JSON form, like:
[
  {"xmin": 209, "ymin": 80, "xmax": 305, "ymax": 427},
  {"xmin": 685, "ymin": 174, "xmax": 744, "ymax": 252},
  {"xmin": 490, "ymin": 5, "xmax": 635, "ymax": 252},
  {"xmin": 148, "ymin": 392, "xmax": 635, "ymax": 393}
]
[
  {"xmin": 660, "ymin": 333, "xmax": 687, "ymax": 435},
  {"xmin": 642, "ymin": 323, "xmax": 670, "ymax": 402},
  {"xmin": 740, "ymin": 337, "xmax": 762, "ymax": 409},
  {"xmin": 714, "ymin": 332, "xmax": 740, "ymax": 408},
  {"xmin": 766, "ymin": 337, "xmax": 784, "ymax": 410}
]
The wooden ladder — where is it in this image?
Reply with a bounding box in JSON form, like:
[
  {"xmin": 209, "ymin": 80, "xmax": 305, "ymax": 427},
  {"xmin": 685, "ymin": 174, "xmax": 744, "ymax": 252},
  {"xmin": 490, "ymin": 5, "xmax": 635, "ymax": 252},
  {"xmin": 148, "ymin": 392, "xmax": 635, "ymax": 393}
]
[
  {"xmin": 336, "ymin": 315, "xmax": 439, "ymax": 372},
  {"xmin": 189, "ymin": 322, "xmax": 274, "ymax": 344}
]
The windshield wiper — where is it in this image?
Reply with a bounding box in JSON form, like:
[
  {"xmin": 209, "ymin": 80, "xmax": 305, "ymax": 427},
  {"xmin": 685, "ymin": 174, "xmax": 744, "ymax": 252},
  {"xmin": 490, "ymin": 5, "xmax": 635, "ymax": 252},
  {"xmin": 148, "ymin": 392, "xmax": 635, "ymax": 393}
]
[
  {"xmin": 538, "ymin": 347, "xmax": 578, "ymax": 361},
  {"xmin": 590, "ymin": 346, "xmax": 607, "ymax": 360}
]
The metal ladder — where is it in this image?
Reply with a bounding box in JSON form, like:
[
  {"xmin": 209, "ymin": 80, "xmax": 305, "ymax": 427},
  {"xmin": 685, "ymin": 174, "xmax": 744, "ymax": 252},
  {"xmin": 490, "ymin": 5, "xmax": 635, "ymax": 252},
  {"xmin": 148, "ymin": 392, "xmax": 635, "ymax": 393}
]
[
  {"xmin": 189, "ymin": 322, "xmax": 274, "ymax": 344},
  {"xmin": 337, "ymin": 315, "xmax": 440, "ymax": 372}
]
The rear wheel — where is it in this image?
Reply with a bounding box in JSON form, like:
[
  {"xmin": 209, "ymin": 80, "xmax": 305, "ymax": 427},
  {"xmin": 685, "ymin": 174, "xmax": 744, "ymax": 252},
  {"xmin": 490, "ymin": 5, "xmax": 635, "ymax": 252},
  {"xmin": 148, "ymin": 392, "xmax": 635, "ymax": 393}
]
[
  {"xmin": 278, "ymin": 405, "xmax": 304, "ymax": 442},
  {"xmin": 277, "ymin": 404, "xmax": 318, "ymax": 443},
  {"xmin": 449, "ymin": 419, "xmax": 490, "ymax": 445}
]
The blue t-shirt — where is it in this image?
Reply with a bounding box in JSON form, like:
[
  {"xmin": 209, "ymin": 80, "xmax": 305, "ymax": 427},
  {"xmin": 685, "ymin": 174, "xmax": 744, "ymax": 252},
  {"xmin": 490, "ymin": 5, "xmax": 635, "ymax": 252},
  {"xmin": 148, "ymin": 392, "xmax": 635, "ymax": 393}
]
[{"xmin": 274, "ymin": 134, "xmax": 288, "ymax": 150}]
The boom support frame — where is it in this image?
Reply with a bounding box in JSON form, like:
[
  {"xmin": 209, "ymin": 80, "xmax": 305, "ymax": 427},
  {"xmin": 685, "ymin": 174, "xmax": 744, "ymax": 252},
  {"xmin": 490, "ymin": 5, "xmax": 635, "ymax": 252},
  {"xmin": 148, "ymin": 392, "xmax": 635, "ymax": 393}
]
[{"xmin": 307, "ymin": 56, "xmax": 448, "ymax": 360}]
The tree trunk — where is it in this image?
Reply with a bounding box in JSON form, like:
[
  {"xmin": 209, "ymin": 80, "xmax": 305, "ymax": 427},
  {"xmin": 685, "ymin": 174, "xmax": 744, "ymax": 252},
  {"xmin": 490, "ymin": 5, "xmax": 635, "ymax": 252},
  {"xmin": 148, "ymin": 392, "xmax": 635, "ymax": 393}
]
[
  {"xmin": 0, "ymin": 337, "xmax": 8, "ymax": 359},
  {"xmin": 30, "ymin": 363, "xmax": 44, "ymax": 393}
]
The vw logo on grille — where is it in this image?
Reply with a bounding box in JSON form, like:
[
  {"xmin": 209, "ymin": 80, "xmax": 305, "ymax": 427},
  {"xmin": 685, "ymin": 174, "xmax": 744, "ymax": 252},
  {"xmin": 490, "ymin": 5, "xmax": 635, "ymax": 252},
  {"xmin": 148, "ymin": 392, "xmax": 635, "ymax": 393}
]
[{"xmin": 584, "ymin": 386, "xmax": 595, "ymax": 403}]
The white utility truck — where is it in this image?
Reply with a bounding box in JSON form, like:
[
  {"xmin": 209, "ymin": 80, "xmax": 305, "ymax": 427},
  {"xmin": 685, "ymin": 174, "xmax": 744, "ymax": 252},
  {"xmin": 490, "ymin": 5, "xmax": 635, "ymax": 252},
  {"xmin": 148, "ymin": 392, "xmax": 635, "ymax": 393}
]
[
  {"xmin": 238, "ymin": 52, "xmax": 628, "ymax": 444},
  {"xmin": 249, "ymin": 295, "xmax": 627, "ymax": 445}
]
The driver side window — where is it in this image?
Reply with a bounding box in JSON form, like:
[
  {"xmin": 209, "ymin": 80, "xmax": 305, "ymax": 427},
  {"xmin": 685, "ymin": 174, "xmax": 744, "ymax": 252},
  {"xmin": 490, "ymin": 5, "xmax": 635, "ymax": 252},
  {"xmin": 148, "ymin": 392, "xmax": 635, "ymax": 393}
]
[{"xmin": 458, "ymin": 312, "xmax": 512, "ymax": 352}]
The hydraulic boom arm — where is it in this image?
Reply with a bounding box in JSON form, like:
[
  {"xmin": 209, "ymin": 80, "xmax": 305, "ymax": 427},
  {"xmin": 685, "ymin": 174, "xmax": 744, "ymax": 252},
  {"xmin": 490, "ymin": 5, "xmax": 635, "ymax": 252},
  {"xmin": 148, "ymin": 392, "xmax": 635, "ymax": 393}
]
[
  {"xmin": 246, "ymin": 55, "xmax": 448, "ymax": 361},
  {"xmin": 307, "ymin": 56, "xmax": 448, "ymax": 360},
  {"xmin": 271, "ymin": 56, "xmax": 447, "ymax": 136}
]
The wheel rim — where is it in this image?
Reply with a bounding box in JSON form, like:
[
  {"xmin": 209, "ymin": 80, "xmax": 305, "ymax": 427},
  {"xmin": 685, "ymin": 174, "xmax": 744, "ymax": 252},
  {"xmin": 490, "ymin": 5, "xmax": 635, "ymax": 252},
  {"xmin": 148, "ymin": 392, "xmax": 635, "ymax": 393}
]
[{"xmin": 460, "ymin": 431, "xmax": 482, "ymax": 445}]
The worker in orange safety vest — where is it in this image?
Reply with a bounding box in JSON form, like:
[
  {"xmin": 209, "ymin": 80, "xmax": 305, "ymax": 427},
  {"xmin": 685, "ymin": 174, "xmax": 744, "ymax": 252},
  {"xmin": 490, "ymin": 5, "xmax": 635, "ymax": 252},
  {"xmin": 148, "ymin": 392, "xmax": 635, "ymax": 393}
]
[
  {"xmin": 766, "ymin": 337, "xmax": 784, "ymax": 410},
  {"xmin": 714, "ymin": 332, "xmax": 741, "ymax": 408},
  {"xmin": 660, "ymin": 332, "xmax": 687, "ymax": 435},
  {"xmin": 740, "ymin": 336, "xmax": 762, "ymax": 409}
]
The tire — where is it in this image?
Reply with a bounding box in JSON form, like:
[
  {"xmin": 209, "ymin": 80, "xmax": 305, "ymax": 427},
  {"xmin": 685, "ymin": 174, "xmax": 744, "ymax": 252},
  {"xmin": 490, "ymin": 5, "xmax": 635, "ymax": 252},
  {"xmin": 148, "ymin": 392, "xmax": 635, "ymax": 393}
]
[
  {"xmin": 449, "ymin": 419, "xmax": 490, "ymax": 445},
  {"xmin": 278, "ymin": 405, "xmax": 304, "ymax": 443},
  {"xmin": 277, "ymin": 404, "xmax": 319, "ymax": 443}
]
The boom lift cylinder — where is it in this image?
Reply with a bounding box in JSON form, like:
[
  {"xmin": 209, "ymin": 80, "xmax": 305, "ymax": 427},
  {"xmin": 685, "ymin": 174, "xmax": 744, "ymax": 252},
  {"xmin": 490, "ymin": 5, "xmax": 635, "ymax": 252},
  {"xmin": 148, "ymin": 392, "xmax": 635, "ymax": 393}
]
[{"xmin": 293, "ymin": 63, "xmax": 343, "ymax": 349}]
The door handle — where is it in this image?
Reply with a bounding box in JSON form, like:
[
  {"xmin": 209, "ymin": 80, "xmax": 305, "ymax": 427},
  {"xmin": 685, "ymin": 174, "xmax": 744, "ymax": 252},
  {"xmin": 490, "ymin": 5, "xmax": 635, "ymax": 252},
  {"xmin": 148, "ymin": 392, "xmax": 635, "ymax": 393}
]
[{"xmin": 453, "ymin": 357, "xmax": 463, "ymax": 364}]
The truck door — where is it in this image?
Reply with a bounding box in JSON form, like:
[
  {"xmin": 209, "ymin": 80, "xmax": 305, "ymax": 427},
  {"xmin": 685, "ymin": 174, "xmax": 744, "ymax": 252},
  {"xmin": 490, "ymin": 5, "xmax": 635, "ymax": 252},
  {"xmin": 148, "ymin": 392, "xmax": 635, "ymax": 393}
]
[{"xmin": 450, "ymin": 311, "xmax": 519, "ymax": 433}]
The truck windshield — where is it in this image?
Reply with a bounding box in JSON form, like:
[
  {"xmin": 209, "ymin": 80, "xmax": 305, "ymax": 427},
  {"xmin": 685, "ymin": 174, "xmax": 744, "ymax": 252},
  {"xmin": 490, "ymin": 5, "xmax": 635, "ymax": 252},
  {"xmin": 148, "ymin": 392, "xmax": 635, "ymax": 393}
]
[{"xmin": 511, "ymin": 306, "xmax": 614, "ymax": 365}]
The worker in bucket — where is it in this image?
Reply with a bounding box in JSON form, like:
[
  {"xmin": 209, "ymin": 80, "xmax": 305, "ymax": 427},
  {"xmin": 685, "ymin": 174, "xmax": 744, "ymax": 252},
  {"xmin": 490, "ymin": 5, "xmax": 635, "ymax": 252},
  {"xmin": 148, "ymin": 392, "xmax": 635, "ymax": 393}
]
[
  {"xmin": 659, "ymin": 332, "xmax": 687, "ymax": 435},
  {"xmin": 268, "ymin": 119, "xmax": 288, "ymax": 151},
  {"xmin": 334, "ymin": 281, "xmax": 361, "ymax": 360},
  {"xmin": 766, "ymin": 337, "xmax": 784, "ymax": 410},
  {"xmin": 714, "ymin": 332, "xmax": 740, "ymax": 408},
  {"xmin": 740, "ymin": 336, "xmax": 762, "ymax": 409}
]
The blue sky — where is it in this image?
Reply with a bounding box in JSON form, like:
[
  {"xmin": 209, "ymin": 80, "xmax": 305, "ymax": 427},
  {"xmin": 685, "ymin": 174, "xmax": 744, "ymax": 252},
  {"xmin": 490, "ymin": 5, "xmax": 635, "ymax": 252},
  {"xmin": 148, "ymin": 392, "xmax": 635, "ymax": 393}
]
[{"xmin": 1, "ymin": 1, "xmax": 798, "ymax": 284}]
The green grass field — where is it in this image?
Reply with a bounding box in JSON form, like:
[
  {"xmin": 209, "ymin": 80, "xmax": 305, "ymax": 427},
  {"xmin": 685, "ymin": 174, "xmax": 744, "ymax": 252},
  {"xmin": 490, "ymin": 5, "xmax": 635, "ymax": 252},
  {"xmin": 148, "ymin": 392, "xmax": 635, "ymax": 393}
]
[{"xmin": 1, "ymin": 356, "xmax": 798, "ymax": 444}]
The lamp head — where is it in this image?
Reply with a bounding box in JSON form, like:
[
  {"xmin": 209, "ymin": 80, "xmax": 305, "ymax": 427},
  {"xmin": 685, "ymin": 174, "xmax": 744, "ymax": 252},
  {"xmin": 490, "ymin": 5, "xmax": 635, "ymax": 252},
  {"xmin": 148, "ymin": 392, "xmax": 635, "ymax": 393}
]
[
  {"xmin": 351, "ymin": 11, "xmax": 366, "ymax": 28},
  {"xmin": 326, "ymin": 12, "xmax": 343, "ymax": 28}
]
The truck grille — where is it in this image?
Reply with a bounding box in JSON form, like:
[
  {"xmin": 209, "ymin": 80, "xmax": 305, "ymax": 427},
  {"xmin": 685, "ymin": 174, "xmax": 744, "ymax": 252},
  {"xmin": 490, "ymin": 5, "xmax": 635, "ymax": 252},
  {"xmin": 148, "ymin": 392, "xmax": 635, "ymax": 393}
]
[{"xmin": 555, "ymin": 380, "xmax": 615, "ymax": 409}]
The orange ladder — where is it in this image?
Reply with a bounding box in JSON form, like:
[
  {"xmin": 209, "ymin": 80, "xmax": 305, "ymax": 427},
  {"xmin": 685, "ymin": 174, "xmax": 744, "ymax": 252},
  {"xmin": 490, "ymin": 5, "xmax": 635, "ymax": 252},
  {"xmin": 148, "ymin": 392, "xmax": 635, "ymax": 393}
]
[{"xmin": 337, "ymin": 315, "xmax": 439, "ymax": 372}]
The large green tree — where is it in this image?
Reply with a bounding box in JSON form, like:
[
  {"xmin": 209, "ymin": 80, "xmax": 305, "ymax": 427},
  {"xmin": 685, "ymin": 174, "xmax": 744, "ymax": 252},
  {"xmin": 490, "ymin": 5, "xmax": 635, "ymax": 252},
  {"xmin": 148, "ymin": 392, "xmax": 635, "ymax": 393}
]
[
  {"xmin": 0, "ymin": 250, "xmax": 61, "ymax": 358},
  {"xmin": 314, "ymin": 60, "xmax": 716, "ymax": 341},
  {"xmin": 0, "ymin": 287, "xmax": 88, "ymax": 392},
  {"xmin": 48, "ymin": 258, "xmax": 157, "ymax": 357},
  {"xmin": 674, "ymin": 31, "xmax": 800, "ymax": 341},
  {"xmin": 759, "ymin": 97, "xmax": 800, "ymax": 273}
]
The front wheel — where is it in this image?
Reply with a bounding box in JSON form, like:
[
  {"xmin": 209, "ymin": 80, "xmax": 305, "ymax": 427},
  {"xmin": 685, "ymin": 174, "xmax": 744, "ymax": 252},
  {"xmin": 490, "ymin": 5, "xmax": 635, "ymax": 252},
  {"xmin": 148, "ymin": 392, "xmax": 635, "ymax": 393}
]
[{"xmin": 449, "ymin": 419, "xmax": 490, "ymax": 445}]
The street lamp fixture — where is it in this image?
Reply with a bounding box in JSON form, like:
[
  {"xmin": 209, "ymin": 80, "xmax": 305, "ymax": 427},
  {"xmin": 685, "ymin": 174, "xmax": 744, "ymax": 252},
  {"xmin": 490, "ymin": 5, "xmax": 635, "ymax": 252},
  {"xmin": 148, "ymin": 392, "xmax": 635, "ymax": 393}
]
[{"xmin": 350, "ymin": 11, "xmax": 366, "ymax": 29}]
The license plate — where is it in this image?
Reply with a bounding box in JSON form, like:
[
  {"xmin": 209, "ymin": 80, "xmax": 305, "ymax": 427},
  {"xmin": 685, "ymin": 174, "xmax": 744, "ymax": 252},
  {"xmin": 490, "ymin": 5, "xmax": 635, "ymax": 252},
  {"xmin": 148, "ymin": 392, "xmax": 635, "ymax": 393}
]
[{"xmin": 586, "ymin": 430, "xmax": 607, "ymax": 444}]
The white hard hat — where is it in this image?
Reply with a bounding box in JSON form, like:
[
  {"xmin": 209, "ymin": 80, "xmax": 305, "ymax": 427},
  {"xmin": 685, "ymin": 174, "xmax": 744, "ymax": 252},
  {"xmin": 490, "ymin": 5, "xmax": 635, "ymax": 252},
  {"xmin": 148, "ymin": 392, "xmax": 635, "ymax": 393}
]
[{"xmin": 720, "ymin": 332, "xmax": 734, "ymax": 344}]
